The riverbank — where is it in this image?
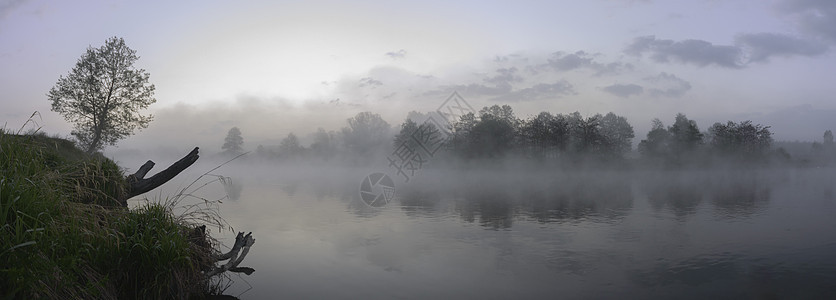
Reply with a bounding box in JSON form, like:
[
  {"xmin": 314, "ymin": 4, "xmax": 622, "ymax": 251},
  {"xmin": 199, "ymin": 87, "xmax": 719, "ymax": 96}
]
[{"xmin": 0, "ymin": 130, "xmax": 223, "ymax": 298}]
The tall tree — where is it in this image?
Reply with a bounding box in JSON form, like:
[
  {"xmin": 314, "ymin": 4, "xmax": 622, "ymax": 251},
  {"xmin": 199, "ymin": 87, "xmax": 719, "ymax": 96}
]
[
  {"xmin": 547, "ymin": 114, "xmax": 570, "ymax": 154},
  {"xmin": 278, "ymin": 132, "xmax": 304, "ymax": 157},
  {"xmin": 310, "ymin": 127, "xmax": 337, "ymax": 160},
  {"xmin": 450, "ymin": 112, "xmax": 477, "ymax": 153},
  {"xmin": 341, "ymin": 112, "xmax": 391, "ymax": 157},
  {"xmin": 668, "ymin": 113, "xmax": 703, "ymax": 155},
  {"xmin": 568, "ymin": 112, "xmax": 604, "ymax": 155},
  {"xmin": 222, "ymin": 127, "xmax": 244, "ymax": 154},
  {"xmin": 48, "ymin": 37, "xmax": 155, "ymax": 153},
  {"xmin": 520, "ymin": 112, "xmax": 554, "ymax": 158},
  {"xmin": 479, "ymin": 104, "xmax": 518, "ymax": 126},
  {"xmin": 599, "ymin": 112, "xmax": 635, "ymax": 157},
  {"xmin": 394, "ymin": 118, "xmax": 419, "ymax": 149},
  {"xmin": 638, "ymin": 118, "xmax": 670, "ymax": 158},
  {"xmin": 708, "ymin": 120, "xmax": 772, "ymax": 158}
]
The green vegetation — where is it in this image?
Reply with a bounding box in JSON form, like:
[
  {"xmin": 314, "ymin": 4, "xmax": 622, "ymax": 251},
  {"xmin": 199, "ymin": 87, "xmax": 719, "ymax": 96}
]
[
  {"xmin": 0, "ymin": 129, "xmax": 216, "ymax": 299},
  {"xmin": 48, "ymin": 36, "xmax": 156, "ymax": 154}
]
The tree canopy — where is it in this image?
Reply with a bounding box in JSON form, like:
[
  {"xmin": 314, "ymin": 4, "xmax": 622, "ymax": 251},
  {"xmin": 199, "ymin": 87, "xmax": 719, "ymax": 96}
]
[
  {"xmin": 48, "ymin": 36, "xmax": 155, "ymax": 153},
  {"xmin": 222, "ymin": 127, "xmax": 244, "ymax": 154},
  {"xmin": 341, "ymin": 112, "xmax": 391, "ymax": 157}
]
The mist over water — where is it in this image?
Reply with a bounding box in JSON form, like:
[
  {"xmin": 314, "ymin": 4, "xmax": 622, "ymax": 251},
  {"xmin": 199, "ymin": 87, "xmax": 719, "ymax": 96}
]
[
  {"xmin": 144, "ymin": 157, "xmax": 836, "ymax": 299},
  {"xmin": 7, "ymin": 1, "xmax": 836, "ymax": 298}
]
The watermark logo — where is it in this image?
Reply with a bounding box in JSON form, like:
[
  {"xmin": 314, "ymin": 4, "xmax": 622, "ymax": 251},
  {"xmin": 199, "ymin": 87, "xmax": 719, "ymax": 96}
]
[
  {"xmin": 359, "ymin": 91, "xmax": 474, "ymax": 207},
  {"xmin": 436, "ymin": 91, "xmax": 474, "ymax": 134},
  {"xmin": 359, "ymin": 173, "xmax": 396, "ymax": 207}
]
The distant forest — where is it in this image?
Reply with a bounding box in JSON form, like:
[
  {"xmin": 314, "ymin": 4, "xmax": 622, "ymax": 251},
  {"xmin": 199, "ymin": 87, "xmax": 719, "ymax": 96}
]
[{"xmin": 225, "ymin": 104, "xmax": 836, "ymax": 168}]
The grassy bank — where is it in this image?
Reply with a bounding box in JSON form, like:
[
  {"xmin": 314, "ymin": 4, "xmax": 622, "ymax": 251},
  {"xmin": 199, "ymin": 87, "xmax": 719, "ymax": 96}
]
[{"xmin": 0, "ymin": 129, "xmax": 218, "ymax": 299}]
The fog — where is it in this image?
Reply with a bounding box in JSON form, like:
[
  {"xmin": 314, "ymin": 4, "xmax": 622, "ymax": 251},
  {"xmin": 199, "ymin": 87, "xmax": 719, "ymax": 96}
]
[
  {"xmin": 117, "ymin": 145, "xmax": 836, "ymax": 299},
  {"xmin": 95, "ymin": 97, "xmax": 836, "ymax": 298},
  {"xmin": 5, "ymin": 0, "xmax": 836, "ymax": 298}
]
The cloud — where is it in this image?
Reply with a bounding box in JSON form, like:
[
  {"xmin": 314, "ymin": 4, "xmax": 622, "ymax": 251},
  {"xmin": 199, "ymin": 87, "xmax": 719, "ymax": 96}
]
[
  {"xmin": 424, "ymin": 67, "xmax": 521, "ymax": 98},
  {"xmin": 493, "ymin": 53, "xmax": 528, "ymax": 63},
  {"xmin": 644, "ymin": 72, "xmax": 691, "ymax": 97},
  {"xmin": 490, "ymin": 80, "xmax": 575, "ymax": 102},
  {"xmin": 602, "ymin": 84, "xmax": 644, "ymax": 98},
  {"xmin": 358, "ymin": 77, "xmax": 383, "ymax": 88},
  {"xmin": 776, "ymin": 0, "xmax": 836, "ymax": 43},
  {"xmin": 625, "ymin": 36, "xmax": 743, "ymax": 68},
  {"xmin": 430, "ymin": 82, "xmax": 512, "ymax": 98},
  {"xmin": 541, "ymin": 51, "xmax": 631, "ymax": 75},
  {"xmin": 385, "ymin": 49, "xmax": 407, "ymax": 59},
  {"xmin": 0, "ymin": 0, "xmax": 28, "ymax": 19},
  {"xmin": 736, "ymin": 32, "xmax": 828, "ymax": 63},
  {"xmin": 483, "ymin": 67, "xmax": 523, "ymax": 85},
  {"xmin": 546, "ymin": 51, "xmax": 596, "ymax": 71},
  {"xmin": 596, "ymin": 62, "xmax": 634, "ymax": 76}
]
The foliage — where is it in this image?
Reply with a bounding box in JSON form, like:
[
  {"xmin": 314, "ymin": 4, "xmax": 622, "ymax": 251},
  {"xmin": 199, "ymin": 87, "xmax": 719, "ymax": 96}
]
[
  {"xmin": 467, "ymin": 105, "xmax": 518, "ymax": 158},
  {"xmin": 341, "ymin": 112, "xmax": 391, "ymax": 157},
  {"xmin": 278, "ymin": 132, "xmax": 304, "ymax": 157},
  {"xmin": 668, "ymin": 113, "xmax": 703, "ymax": 155},
  {"xmin": 222, "ymin": 127, "xmax": 244, "ymax": 154},
  {"xmin": 519, "ymin": 112, "xmax": 568, "ymax": 159},
  {"xmin": 309, "ymin": 128, "xmax": 338, "ymax": 160},
  {"xmin": 48, "ymin": 37, "xmax": 155, "ymax": 154},
  {"xmin": 394, "ymin": 118, "xmax": 419, "ymax": 149},
  {"xmin": 639, "ymin": 114, "xmax": 704, "ymax": 165},
  {"xmin": 598, "ymin": 112, "xmax": 635, "ymax": 157},
  {"xmin": 568, "ymin": 112, "xmax": 604, "ymax": 154},
  {"xmin": 0, "ymin": 129, "xmax": 216, "ymax": 299},
  {"xmin": 707, "ymin": 120, "xmax": 773, "ymax": 159},
  {"xmin": 242, "ymin": 103, "xmax": 799, "ymax": 168},
  {"xmin": 443, "ymin": 106, "xmax": 633, "ymax": 161}
]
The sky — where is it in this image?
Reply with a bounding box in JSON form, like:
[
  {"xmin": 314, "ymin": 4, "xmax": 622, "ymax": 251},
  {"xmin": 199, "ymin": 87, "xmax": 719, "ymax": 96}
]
[{"xmin": 1, "ymin": 0, "xmax": 835, "ymax": 154}]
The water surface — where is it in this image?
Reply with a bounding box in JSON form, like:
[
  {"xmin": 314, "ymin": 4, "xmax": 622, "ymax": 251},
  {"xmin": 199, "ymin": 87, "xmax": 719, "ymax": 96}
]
[{"xmin": 205, "ymin": 166, "xmax": 836, "ymax": 299}]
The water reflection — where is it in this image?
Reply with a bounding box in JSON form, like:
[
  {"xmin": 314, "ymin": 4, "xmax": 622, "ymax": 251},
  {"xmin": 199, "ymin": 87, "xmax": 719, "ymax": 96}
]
[
  {"xmin": 394, "ymin": 169, "xmax": 780, "ymax": 228},
  {"xmin": 394, "ymin": 171, "xmax": 634, "ymax": 228},
  {"xmin": 516, "ymin": 177, "xmax": 633, "ymax": 224},
  {"xmin": 217, "ymin": 166, "xmax": 836, "ymax": 299},
  {"xmin": 222, "ymin": 177, "xmax": 244, "ymax": 201},
  {"xmin": 641, "ymin": 170, "xmax": 776, "ymax": 220},
  {"xmin": 397, "ymin": 188, "xmax": 442, "ymax": 216},
  {"xmin": 455, "ymin": 188, "xmax": 515, "ymax": 229},
  {"xmin": 708, "ymin": 173, "xmax": 771, "ymax": 219},
  {"xmin": 644, "ymin": 174, "xmax": 704, "ymax": 218}
]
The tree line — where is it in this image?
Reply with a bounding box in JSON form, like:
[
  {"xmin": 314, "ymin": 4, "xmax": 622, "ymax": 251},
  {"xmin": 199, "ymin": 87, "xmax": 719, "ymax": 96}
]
[{"xmin": 221, "ymin": 103, "xmax": 817, "ymax": 168}]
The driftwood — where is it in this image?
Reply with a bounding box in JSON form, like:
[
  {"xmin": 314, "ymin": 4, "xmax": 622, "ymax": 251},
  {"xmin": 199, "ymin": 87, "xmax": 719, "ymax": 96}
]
[
  {"xmin": 207, "ymin": 231, "xmax": 256, "ymax": 277},
  {"xmin": 121, "ymin": 147, "xmax": 200, "ymax": 206},
  {"xmin": 122, "ymin": 147, "xmax": 256, "ymax": 278}
]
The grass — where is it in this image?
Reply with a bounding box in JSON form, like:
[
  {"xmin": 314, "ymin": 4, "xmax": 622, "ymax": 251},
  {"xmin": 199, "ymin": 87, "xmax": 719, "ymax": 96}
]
[{"xmin": 0, "ymin": 127, "xmax": 225, "ymax": 299}]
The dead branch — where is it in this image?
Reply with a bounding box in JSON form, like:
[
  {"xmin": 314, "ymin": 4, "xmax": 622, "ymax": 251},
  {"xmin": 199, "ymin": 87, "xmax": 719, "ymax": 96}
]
[
  {"xmin": 121, "ymin": 147, "xmax": 200, "ymax": 205},
  {"xmin": 207, "ymin": 232, "xmax": 256, "ymax": 277}
]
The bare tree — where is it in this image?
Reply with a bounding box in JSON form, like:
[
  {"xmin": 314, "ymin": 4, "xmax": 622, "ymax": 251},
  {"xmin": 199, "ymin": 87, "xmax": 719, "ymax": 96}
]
[{"xmin": 48, "ymin": 37, "xmax": 155, "ymax": 153}]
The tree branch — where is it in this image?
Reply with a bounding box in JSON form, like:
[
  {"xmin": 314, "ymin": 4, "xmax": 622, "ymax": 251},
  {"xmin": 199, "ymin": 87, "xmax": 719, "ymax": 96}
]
[
  {"xmin": 206, "ymin": 232, "xmax": 256, "ymax": 277},
  {"xmin": 130, "ymin": 160, "xmax": 155, "ymax": 180},
  {"xmin": 122, "ymin": 147, "xmax": 200, "ymax": 203}
]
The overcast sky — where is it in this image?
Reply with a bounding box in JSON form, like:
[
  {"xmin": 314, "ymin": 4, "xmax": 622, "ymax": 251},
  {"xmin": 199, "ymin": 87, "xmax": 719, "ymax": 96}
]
[{"xmin": 2, "ymin": 0, "xmax": 835, "ymax": 154}]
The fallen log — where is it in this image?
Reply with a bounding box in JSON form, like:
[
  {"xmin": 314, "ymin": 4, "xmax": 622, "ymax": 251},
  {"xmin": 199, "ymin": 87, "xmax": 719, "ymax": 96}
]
[{"xmin": 121, "ymin": 147, "xmax": 200, "ymax": 206}]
